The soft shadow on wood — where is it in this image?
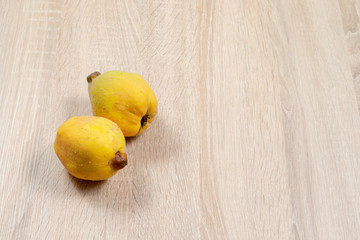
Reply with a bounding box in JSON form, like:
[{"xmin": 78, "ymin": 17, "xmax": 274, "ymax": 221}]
[
  {"xmin": 68, "ymin": 174, "xmax": 106, "ymax": 192},
  {"xmin": 147, "ymin": 115, "xmax": 181, "ymax": 165},
  {"xmin": 125, "ymin": 136, "xmax": 137, "ymax": 144},
  {"xmin": 126, "ymin": 114, "xmax": 180, "ymax": 166}
]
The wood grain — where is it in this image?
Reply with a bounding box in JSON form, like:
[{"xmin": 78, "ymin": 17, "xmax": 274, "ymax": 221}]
[
  {"xmin": 338, "ymin": 0, "xmax": 360, "ymax": 112},
  {"xmin": 1, "ymin": 0, "xmax": 360, "ymax": 239}
]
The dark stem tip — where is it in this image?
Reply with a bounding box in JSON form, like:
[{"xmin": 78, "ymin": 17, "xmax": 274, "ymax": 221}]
[
  {"xmin": 87, "ymin": 72, "xmax": 101, "ymax": 83},
  {"xmin": 110, "ymin": 151, "xmax": 128, "ymax": 170}
]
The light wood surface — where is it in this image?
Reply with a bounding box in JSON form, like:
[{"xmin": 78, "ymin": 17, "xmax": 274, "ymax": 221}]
[
  {"xmin": 339, "ymin": 0, "xmax": 360, "ymax": 111},
  {"xmin": 1, "ymin": 0, "xmax": 360, "ymax": 239}
]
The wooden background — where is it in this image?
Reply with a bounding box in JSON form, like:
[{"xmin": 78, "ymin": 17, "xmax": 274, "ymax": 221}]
[{"xmin": 1, "ymin": 0, "xmax": 360, "ymax": 239}]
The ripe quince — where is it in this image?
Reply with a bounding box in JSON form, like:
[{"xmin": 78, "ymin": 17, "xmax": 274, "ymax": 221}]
[
  {"xmin": 87, "ymin": 71, "xmax": 158, "ymax": 136},
  {"xmin": 54, "ymin": 116, "xmax": 127, "ymax": 180}
]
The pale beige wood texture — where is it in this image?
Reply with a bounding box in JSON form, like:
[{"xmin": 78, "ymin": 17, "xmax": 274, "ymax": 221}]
[
  {"xmin": 338, "ymin": 0, "xmax": 360, "ymax": 111},
  {"xmin": 1, "ymin": 0, "xmax": 360, "ymax": 239}
]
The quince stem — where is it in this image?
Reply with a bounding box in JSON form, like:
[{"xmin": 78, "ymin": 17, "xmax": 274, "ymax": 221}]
[
  {"xmin": 110, "ymin": 151, "xmax": 128, "ymax": 170},
  {"xmin": 87, "ymin": 72, "xmax": 101, "ymax": 83}
]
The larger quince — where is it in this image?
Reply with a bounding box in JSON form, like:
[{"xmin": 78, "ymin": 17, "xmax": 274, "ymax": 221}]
[{"xmin": 87, "ymin": 71, "xmax": 158, "ymax": 137}]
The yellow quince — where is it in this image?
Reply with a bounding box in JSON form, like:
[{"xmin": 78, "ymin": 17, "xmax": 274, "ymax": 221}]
[
  {"xmin": 87, "ymin": 71, "xmax": 158, "ymax": 137},
  {"xmin": 54, "ymin": 116, "xmax": 127, "ymax": 181}
]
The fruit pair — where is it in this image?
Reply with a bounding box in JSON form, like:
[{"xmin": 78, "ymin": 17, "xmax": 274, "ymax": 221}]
[{"xmin": 54, "ymin": 71, "xmax": 158, "ymax": 180}]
